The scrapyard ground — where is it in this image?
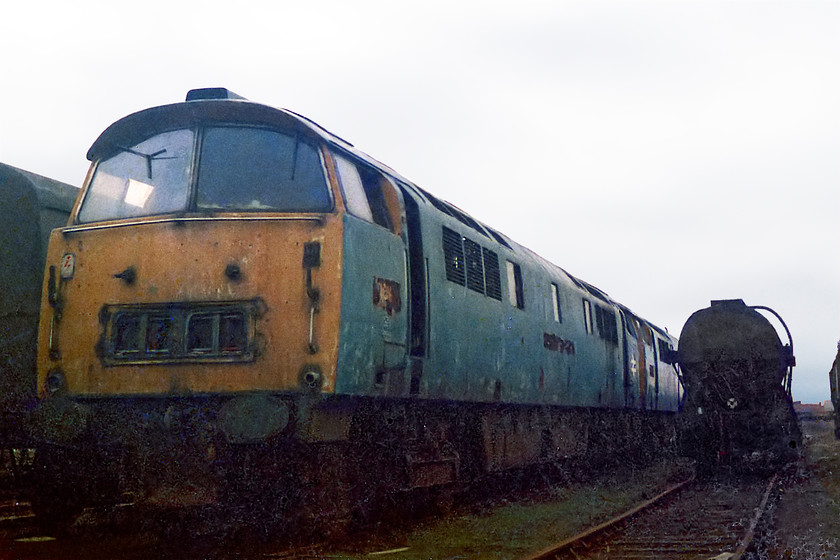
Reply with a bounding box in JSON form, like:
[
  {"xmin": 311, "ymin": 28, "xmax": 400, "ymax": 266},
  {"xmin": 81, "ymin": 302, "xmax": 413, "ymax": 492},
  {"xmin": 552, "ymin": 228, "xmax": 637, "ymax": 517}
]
[{"xmin": 760, "ymin": 418, "xmax": 840, "ymax": 559}]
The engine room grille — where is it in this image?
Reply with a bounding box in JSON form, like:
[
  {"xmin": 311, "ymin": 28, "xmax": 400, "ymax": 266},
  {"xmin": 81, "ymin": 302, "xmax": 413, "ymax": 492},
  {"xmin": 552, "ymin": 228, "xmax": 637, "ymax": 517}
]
[
  {"xmin": 483, "ymin": 248, "xmax": 502, "ymax": 300},
  {"xmin": 464, "ymin": 238, "xmax": 484, "ymax": 293},
  {"xmin": 99, "ymin": 300, "xmax": 263, "ymax": 365},
  {"xmin": 595, "ymin": 305, "xmax": 619, "ymax": 344},
  {"xmin": 441, "ymin": 226, "xmax": 502, "ymax": 301},
  {"xmin": 442, "ymin": 226, "xmax": 466, "ymax": 285}
]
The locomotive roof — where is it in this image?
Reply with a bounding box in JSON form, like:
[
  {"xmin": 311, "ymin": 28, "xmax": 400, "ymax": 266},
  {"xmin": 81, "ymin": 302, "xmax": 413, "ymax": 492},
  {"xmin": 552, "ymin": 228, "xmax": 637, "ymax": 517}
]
[
  {"xmin": 0, "ymin": 162, "xmax": 78, "ymax": 212},
  {"xmin": 88, "ymin": 91, "xmax": 674, "ymax": 341},
  {"xmin": 87, "ymin": 96, "xmax": 410, "ymax": 186}
]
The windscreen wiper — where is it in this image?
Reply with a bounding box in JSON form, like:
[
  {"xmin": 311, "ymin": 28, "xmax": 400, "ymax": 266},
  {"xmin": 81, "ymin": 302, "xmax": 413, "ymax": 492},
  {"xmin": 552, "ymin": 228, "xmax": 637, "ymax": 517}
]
[{"xmin": 115, "ymin": 146, "xmax": 177, "ymax": 179}]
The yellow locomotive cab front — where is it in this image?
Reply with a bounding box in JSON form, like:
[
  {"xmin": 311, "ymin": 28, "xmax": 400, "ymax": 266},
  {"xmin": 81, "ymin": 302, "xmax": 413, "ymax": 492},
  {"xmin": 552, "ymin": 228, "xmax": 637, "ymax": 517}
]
[
  {"xmin": 34, "ymin": 96, "xmax": 350, "ymax": 449},
  {"xmin": 40, "ymin": 219, "xmax": 341, "ymax": 396}
]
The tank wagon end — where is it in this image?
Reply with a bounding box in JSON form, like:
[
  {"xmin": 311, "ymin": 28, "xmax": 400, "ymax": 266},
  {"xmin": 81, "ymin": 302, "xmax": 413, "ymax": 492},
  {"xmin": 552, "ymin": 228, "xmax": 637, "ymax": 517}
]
[
  {"xmin": 0, "ymin": 163, "xmax": 77, "ymax": 448},
  {"xmin": 675, "ymin": 299, "xmax": 801, "ymax": 473}
]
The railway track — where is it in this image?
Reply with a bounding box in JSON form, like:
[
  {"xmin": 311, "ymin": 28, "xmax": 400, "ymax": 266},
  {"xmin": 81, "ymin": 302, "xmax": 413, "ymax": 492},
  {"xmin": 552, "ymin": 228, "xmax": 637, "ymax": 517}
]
[
  {"xmin": 525, "ymin": 473, "xmax": 780, "ymax": 560},
  {"xmin": 1, "ymin": 463, "xmax": 781, "ymax": 559}
]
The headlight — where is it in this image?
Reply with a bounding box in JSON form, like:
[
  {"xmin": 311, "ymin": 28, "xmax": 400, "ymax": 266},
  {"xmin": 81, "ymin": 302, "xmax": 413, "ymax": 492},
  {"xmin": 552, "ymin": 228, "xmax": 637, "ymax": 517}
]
[
  {"xmin": 300, "ymin": 366, "xmax": 322, "ymax": 391},
  {"xmin": 45, "ymin": 369, "xmax": 67, "ymax": 395}
]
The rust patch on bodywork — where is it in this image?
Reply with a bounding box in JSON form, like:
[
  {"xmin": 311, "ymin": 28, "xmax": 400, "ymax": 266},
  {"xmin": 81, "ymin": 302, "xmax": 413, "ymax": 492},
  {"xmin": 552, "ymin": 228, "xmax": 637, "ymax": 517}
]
[
  {"xmin": 543, "ymin": 333, "xmax": 576, "ymax": 355},
  {"xmin": 373, "ymin": 277, "xmax": 401, "ymax": 316}
]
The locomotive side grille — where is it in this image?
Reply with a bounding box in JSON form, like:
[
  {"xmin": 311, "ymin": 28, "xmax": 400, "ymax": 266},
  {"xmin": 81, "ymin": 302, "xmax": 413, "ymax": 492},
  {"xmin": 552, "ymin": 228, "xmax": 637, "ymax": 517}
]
[
  {"xmin": 441, "ymin": 226, "xmax": 502, "ymax": 301},
  {"xmin": 100, "ymin": 300, "xmax": 261, "ymax": 365},
  {"xmin": 464, "ymin": 238, "xmax": 485, "ymax": 294},
  {"xmin": 483, "ymin": 248, "xmax": 502, "ymax": 300},
  {"xmin": 595, "ymin": 305, "xmax": 619, "ymax": 344},
  {"xmin": 442, "ymin": 226, "xmax": 466, "ymax": 285}
]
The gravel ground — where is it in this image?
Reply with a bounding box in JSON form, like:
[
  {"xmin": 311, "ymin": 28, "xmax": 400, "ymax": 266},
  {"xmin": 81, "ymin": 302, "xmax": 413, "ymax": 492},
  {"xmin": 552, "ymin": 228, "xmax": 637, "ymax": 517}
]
[{"xmin": 758, "ymin": 419, "xmax": 840, "ymax": 560}]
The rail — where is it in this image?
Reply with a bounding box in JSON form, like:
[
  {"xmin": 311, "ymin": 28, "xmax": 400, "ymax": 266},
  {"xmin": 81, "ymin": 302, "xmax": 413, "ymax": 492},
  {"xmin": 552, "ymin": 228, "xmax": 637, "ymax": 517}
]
[
  {"xmin": 523, "ymin": 472, "xmax": 780, "ymax": 560},
  {"xmin": 522, "ymin": 475, "xmax": 694, "ymax": 560}
]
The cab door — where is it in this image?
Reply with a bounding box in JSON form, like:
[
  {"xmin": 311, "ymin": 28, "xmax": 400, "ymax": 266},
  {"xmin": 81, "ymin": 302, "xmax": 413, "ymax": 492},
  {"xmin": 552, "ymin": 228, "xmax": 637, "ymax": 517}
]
[
  {"xmin": 398, "ymin": 185, "xmax": 428, "ymax": 396},
  {"xmin": 333, "ymin": 153, "xmax": 409, "ymax": 395},
  {"xmin": 620, "ymin": 311, "xmax": 642, "ymax": 408}
]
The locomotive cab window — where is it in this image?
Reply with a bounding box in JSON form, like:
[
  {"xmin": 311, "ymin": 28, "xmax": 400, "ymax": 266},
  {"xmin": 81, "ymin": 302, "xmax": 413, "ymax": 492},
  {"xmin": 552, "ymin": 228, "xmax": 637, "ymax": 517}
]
[
  {"xmin": 506, "ymin": 261, "xmax": 524, "ymax": 309},
  {"xmin": 79, "ymin": 129, "xmax": 195, "ymax": 223},
  {"xmin": 551, "ymin": 283, "xmax": 562, "ymax": 323},
  {"xmin": 78, "ymin": 126, "xmax": 332, "ymax": 223},
  {"xmin": 583, "ymin": 299, "xmax": 594, "ymax": 334},
  {"xmin": 197, "ymin": 128, "xmax": 331, "ymax": 212},
  {"xmin": 657, "ymin": 338, "xmax": 672, "ymax": 358},
  {"xmin": 334, "ymin": 155, "xmax": 374, "ymax": 222},
  {"xmin": 624, "ymin": 314, "xmax": 638, "ymax": 338},
  {"xmin": 113, "ymin": 314, "xmax": 142, "ymax": 355},
  {"xmin": 146, "ymin": 316, "xmax": 173, "ymax": 355},
  {"xmin": 334, "ymin": 153, "xmax": 397, "ymax": 232},
  {"xmin": 186, "ymin": 311, "xmax": 247, "ymax": 355}
]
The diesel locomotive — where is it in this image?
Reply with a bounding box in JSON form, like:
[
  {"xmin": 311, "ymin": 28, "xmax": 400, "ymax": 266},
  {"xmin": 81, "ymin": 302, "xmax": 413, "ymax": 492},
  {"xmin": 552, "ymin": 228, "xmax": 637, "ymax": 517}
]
[
  {"xmin": 675, "ymin": 299, "xmax": 801, "ymax": 472},
  {"xmin": 30, "ymin": 88, "xmax": 682, "ymax": 532},
  {"xmin": 0, "ymin": 163, "xmax": 77, "ymax": 451}
]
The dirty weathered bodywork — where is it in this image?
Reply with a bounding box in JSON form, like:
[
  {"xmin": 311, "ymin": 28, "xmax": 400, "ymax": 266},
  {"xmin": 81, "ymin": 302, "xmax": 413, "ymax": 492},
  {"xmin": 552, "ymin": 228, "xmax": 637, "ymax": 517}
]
[
  {"xmin": 31, "ymin": 89, "xmax": 682, "ymax": 532},
  {"xmin": 0, "ymin": 163, "xmax": 77, "ymax": 448},
  {"xmin": 675, "ymin": 299, "xmax": 801, "ymax": 472}
]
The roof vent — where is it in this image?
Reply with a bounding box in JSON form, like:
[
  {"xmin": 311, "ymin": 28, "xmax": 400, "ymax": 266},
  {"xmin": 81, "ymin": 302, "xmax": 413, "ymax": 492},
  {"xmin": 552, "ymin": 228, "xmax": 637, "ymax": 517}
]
[
  {"xmin": 710, "ymin": 299, "xmax": 746, "ymax": 307},
  {"xmin": 186, "ymin": 88, "xmax": 247, "ymax": 101}
]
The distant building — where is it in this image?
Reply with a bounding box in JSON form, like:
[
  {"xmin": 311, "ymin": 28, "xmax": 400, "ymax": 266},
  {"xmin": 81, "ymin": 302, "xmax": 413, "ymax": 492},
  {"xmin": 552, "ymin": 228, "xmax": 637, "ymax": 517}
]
[{"xmin": 793, "ymin": 401, "xmax": 831, "ymax": 418}]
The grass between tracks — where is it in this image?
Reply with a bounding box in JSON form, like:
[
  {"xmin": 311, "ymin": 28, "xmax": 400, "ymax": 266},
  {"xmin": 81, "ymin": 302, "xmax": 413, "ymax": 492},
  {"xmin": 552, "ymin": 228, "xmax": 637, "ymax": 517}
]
[
  {"xmin": 764, "ymin": 419, "xmax": 840, "ymax": 559},
  {"xmin": 335, "ymin": 457, "xmax": 693, "ymax": 560}
]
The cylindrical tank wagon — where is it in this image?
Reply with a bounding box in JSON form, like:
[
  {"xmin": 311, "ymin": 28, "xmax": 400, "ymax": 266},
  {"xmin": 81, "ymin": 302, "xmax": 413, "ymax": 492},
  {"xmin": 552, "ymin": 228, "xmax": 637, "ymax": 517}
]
[
  {"xmin": 675, "ymin": 299, "xmax": 800, "ymax": 472},
  {"xmin": 829, "ymin": 344, "xmax": 840, "ymax": 438},
  {"xmin": 0, "ymin": 163, "xmax": 78, "ymax": 448}
]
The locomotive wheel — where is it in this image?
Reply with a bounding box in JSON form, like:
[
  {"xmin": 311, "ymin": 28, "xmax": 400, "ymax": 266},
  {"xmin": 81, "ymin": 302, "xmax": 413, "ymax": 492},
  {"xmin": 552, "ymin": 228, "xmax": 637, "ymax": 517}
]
[
  {"xmin": 29, "ymin": 447, "xmax": 86, "ymax": 534},
  {"xmin": 29, "ymin": 443, "xmax": 126, "ymax": 535},
  {"xmin": 296, "ymin": 442, "xmax": 354, "ymax": 541}
]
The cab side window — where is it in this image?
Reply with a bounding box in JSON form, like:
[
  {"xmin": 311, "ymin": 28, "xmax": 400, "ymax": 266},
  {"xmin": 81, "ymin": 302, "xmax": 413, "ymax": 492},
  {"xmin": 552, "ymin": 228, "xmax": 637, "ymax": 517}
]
[
  {"xmin": 334, "ymin": 153, "xmax": 395, "ymax": 232},
  {"xmin": 583, "ymin": 299, "xmax": 594, "ymax": 334},
  {"xmin": 506, "ymin": 261, "xmax": 524, "ymax": 309},
  {"xmin": 551, "ymin": 283, "xmax": 562, "ymax": 323}
]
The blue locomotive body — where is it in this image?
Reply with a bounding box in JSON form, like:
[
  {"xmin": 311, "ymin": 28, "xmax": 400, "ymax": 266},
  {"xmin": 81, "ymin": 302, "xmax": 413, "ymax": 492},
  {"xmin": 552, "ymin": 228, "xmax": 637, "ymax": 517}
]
[{"xmin": 352, "ymin": 185, "xmax": 683, "ymax": 412}]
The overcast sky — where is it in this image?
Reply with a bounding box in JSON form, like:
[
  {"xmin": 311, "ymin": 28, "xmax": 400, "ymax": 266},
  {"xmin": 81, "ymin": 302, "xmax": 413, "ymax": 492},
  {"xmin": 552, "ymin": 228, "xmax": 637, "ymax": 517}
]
[{"xmin": 2, "ymin": 0, "xmax": 838, "ymax": 402}]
